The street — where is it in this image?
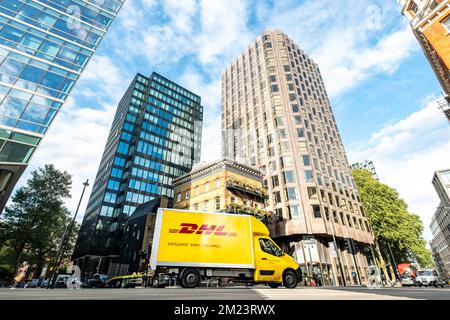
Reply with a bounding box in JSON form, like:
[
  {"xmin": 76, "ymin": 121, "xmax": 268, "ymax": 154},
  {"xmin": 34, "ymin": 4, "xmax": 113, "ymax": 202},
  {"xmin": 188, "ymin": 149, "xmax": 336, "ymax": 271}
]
[{"xmin": 1, "ymin": 286, "xmax": 449, "ymax": 300}]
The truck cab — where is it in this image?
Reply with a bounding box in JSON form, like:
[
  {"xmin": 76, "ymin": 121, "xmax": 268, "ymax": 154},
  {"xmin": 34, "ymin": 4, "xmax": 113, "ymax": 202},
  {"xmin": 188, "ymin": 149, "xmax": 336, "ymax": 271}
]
[
  {"xmin": 415, "ymin": 269, "xmax": 444, "ymax": 287},
  {"xmin": 251, "ymin": 218, "xmax": 301, "ymax": 288}
]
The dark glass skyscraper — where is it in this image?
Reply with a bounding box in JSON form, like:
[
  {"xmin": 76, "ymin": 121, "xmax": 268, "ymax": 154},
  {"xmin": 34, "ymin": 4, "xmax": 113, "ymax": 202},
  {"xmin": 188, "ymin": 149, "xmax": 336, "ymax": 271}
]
[
  {"xmin": 72, "ymin": 72, "xmax": 203, "ymax": 276},
  {"xmin": 0, "ymin": 0, "xmax": 124, "ymax": 212}
]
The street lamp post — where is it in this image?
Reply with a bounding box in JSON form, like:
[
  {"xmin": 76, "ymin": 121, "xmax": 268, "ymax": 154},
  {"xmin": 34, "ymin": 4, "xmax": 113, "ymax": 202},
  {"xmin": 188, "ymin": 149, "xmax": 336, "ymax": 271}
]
[{"xmin": 47, "ymin": 179, "xmax": 89, "ymax": 288}]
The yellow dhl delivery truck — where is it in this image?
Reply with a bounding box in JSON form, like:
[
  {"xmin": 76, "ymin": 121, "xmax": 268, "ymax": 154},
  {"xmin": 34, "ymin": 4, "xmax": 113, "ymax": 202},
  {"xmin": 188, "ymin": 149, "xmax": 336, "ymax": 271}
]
[{"xmin": 149, "ymin": 208, "xmax": 302, "ymax": 288}]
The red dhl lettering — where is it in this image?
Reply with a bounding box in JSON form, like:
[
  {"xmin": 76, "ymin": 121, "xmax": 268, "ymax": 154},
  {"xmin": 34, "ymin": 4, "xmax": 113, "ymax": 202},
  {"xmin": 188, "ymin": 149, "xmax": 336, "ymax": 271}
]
[{"xmin": 169, "ymin": 223, "xmax": 237, "ymax": 237}]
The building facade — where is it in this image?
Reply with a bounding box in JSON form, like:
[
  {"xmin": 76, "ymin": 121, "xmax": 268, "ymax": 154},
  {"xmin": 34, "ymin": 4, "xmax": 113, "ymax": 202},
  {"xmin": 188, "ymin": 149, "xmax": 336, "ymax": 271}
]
[
  {"xmin": 172, "ymin": 158, "xmax": 269, "ymax": 221},
  {"xmin": 351, "ymin": 161, "xmax": 379, "ymax": 181},
  {"xmin": 72, "ymin": 72, "xmax": 203, "ymax": 278},
  {"xmin": 0, "ymin": 0, "xmax": 124, "ymax": 212},
  {"xmin": 117, "ymin": 196, "xmax": 171, "ymax": 277},
  {"xmin": 221, "ymin": 30, "xmax": 374, "ymax": 286},
  {"xmin": 400, "ymin": 0, "xmax": 450, "ymax": 120},
  {"xmin": 430, "ymin": 169, "xmax": 450, "ymax": 278}
]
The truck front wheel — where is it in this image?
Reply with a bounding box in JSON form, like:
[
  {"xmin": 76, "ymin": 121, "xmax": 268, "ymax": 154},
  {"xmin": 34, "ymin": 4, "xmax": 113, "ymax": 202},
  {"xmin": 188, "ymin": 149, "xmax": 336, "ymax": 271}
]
[
  {"xmin": 181, "ymin": 269, "xmax": 201, "ymax": 288},
  {"xmin": 283, "ymin": 270, "xmax": 298, "ymax": 289}
]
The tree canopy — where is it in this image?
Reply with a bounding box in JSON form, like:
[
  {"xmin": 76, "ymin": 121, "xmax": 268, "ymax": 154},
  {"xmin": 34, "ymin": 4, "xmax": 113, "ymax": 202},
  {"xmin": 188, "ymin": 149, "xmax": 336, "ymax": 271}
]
[
  {"xmin": 0, "ymin": 164, "xmax": 77, "ymax": 277},
  {"xmin": 352, "ymin": 169, "xmax": 433, "ymax": 268}
]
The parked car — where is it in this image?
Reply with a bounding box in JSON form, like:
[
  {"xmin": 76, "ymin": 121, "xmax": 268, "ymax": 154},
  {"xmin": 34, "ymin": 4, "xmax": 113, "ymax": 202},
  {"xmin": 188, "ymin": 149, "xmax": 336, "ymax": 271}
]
[
  {"xmin": 106, "ymin": 273, "xmax": 144, "ymax": 288},
  {"xmin": 85, "ymin": 273, "xmax": 108, "ymax": 288},
  {"xmin": 400, "ymin": 274, "xmax": 416, "ymax": 287}
]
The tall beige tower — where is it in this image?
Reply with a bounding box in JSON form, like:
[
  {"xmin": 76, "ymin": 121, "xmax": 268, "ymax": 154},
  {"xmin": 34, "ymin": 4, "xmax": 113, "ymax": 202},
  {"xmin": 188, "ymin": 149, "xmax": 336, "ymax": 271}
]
[{"xmin": 221, "ymin": 30, "xmax": 374, "ymax": 286}]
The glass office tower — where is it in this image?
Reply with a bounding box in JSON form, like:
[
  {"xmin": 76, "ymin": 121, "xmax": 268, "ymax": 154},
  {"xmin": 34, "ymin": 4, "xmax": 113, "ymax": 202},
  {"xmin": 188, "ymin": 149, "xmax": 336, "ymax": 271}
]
[
  {"xmin": 72, "ymin": 72, "xmax": 203, "ymax": 277},
  {"xmin": 0, "ymin": 0, "xmax": 124, "ymax": 212}
]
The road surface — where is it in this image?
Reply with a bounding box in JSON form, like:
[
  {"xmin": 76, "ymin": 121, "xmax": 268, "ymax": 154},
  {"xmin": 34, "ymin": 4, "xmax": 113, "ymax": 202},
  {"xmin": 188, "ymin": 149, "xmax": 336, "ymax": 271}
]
[{"xmin": 1, "ymin": 286, "xmax": 449, "ymax": 300}]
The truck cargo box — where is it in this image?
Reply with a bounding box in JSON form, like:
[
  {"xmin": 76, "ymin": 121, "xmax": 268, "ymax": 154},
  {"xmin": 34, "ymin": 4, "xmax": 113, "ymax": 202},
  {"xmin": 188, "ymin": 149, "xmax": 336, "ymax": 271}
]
[{"xmin": 150, "ymin": 209, "xmax": 260, "ymax": 270}]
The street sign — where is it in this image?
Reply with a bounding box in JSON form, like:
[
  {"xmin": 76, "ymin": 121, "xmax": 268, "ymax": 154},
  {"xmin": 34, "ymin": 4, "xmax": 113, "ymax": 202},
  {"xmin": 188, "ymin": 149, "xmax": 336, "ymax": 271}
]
[{"xmin": 329, "ymin": 242, "xmax": 337, "ymax": 258}]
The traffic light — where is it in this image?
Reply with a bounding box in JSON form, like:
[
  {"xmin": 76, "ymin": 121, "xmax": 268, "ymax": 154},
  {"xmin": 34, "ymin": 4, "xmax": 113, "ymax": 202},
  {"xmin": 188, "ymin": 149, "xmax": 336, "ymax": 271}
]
[
  {"xmin": 344, "ymin": 238, "xmax": 358, "ymax": 254},
  {"xmin": 344, "ymin": 238, "xmax": 352, "ymax": 253}
]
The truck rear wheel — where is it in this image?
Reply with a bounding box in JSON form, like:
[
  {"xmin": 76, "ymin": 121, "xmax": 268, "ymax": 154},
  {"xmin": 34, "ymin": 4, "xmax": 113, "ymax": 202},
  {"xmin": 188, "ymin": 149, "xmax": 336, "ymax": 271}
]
[
  {"xmin": 283, "ymin": 270, "xmax": 298, "ymax": 289},
  {"xmin": 181, "ymin": 269, "xmax": 200, "ymax": 288}
]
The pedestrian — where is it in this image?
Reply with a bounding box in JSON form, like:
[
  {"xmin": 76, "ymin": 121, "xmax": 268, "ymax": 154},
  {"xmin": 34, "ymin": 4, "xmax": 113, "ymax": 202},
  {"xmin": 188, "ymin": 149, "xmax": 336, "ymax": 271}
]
[
  {"xmin": 11, "ymin": 261, "xmax": 30, "ymax": 289},
  {"xmin": 381, "ymin": 273, "xmax": 387, "ymax": 286}
]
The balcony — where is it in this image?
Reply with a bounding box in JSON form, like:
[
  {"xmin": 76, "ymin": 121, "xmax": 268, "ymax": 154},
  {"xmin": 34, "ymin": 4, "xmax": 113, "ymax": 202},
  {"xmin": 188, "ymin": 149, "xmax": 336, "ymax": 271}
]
[
  {"xmin": 226, "ymin": 180, "xmax": 268, "ymax": 200},
  {"xmin": 437, "ymin": 96, "xmax": 450, "ymax": 122}
]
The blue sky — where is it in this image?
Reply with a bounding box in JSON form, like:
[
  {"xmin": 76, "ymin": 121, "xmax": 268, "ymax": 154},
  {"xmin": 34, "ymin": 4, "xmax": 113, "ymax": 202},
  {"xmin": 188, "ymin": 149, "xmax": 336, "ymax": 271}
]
[{"xmin": 16, "ymin": 0, "xmax": 450, "ymax": 241}]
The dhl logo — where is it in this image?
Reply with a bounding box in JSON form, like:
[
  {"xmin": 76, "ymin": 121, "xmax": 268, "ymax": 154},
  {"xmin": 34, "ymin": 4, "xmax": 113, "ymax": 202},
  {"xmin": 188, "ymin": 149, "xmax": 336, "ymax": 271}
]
[{"xmin": 169, "ymin": 223, "xmax": 237, "ymax": 237}]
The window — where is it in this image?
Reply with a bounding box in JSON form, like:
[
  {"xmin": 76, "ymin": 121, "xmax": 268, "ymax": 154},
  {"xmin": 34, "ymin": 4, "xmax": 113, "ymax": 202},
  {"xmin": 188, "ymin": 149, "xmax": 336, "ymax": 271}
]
[
  {"xmin": 307, "ymin": 187, "xmax": 318, "ymax": 200},
  {"xmin": 281, "ymin": 156, "xmax": 292, "ymax": 167},
  {"xmin": 292, "ymin": 104, "xmax": 299, "ymax": 113},
  {"xmin": 204, "ymin": 182, "xmax": 210, "ymax": 192},
  {"xmin": 204, "ymin": 200, "xmax": 209, "ymax": 212},
  {"xmin": 297, "ymin": 128, "xmax": 304, "ymax": 138},
  {"xmin": 271, "ymin": 175, "xmax": 280, "ymax": 187},
  {"xmin": 444, "ymin": 16, "xmax": 450, "ymax": 31},
  {"xmin": 259, "ymin": 238, "xmax": 283, "ymax": 257},
  {"xmin": 283, "ymin": 171, "xmax": 295, "ymax": 183},
  {"xmin": 273, "ymin": 191, "xmax": 282, "ymax": 203},
  {"xmin": 193, "ymin": 203, "xmax": 198, "ymax": 211},
  {"xmin": 286, "ymin": 188, "xmax": 298, "ymax": 201},
  {"xmin": 312, "ymin": 205, "xmax": 321, "ymax": 218},
  {"xmin": 302, "ymin": 155, "xmax": 310, "ymax": 166},
  {"xmin": 289, "ymin": 205, "xmax": 301, "ymax": 219},
  {"xmin": 185, "ymin": 191, "xmax": 190, "ymax": 200},
  {"xmin": 215, "ymin": 197, "xmax": 220, "ymax": 210},
  {"xmin": 176, "ymin": 193, "xmax": 182, "ymax": 202},
  {"xmin": 305, "ymin": 170, "xmax": 314, "ymax": 182},
  {"xmin": 215, "ymin": 179, "xmax": 221, "ymax": 188}
]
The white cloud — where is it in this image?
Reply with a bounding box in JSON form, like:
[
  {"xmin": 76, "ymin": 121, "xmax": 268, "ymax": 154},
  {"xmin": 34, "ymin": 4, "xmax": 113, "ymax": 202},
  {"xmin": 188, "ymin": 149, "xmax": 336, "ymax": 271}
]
[
  {"xmin": 178, "ymin": 69, "xmax": 222, "ymax": 162},
  {"xmin": 195, "ymin": 0, "xmax": 253, "ymax": 65},
  {"xmin": 262, "ymin": 0, "xmax": 419, "ymax": 97},
  {"xmin": 349, "ymin": 98, "xmax": 450, "ymax": 241},
  {"xmin": 163, "ymin": 0, "xmax": 197, "ymax": 33},
  {"xmin": 17, "ymin": 101, "xmax": 116, "ymax": 223}
]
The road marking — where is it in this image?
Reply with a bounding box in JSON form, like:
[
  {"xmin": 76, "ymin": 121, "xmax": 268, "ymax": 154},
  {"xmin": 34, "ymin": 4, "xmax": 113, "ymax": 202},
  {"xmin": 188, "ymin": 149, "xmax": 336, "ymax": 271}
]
[{"xmin": 253, "ymin": 288, "xmax": 419, "ymax": 300}]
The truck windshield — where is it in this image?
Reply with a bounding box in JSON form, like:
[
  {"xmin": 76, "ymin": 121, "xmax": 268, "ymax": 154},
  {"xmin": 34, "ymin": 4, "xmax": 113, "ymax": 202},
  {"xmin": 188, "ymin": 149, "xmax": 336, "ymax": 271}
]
[
  {"xmin": 417, "ymin": 270, "xmax": 433, "ymax": 276},
  {"xmin": 259, "ymin": 238, "xmax": 283, "ymax": 257}
]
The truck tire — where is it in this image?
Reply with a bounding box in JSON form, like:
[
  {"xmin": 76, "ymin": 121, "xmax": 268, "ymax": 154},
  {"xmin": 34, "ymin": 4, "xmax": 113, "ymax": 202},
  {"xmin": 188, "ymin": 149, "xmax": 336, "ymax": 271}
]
[
  {"xmin": 283, "ymin": 270, "xmax": 298, "ymax": 289},
  {"xmin": 181, "ymin": 269, "xmax": 201, "ymax": 288}
]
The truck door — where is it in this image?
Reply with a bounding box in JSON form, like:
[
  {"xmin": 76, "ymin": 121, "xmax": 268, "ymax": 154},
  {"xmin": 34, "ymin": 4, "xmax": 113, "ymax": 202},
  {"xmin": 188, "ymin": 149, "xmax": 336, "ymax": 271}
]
[{"xmin": 254, "ymin": 237, "xmax": 283, "ymax": 282}]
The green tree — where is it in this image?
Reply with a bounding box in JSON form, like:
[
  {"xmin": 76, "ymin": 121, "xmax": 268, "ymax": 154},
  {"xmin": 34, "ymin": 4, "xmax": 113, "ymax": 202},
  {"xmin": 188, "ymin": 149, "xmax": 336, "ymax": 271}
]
[
  {"xmin": 0, "ymin": 164, "xmax": 75, "ymax": 276},
  {"xmin": 352, "ymin": 169, "xmax": 433, "ymax": 275}
]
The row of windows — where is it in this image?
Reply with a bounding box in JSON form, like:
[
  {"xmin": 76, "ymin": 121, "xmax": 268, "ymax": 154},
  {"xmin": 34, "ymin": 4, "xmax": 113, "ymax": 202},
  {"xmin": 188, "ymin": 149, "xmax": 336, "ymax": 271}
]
[
  {"xmin": 1, "ymin": 0, "xmax": 104, "ymax": 48},
  {"xmin": 131, "ymin": 166, "xmax": 172, "ymax": 186},
  {"xmin": 43, "ymin": 0, "xmax": 117, "ymax": 24},
  {"xmin": 125, "ymin": 191, "xmax": 154, "ymax": 205},
  {"xmin": 0, "ymin": 50, "xmax": 77, "ymax": 97},
  {"xmin": 191, "ymin": 197, "xmax": 222, "ymax": 212},
  {"xmin": 151, "ymin": 82, "xmax": 197, "ymax": 108},
  {"xmin": 176, "ymin": 179, "xmax": 222, "ymax": 202},
  {"xmin": 149, "ymin": 89, "xmax": 198, "ymax": 118},
  {"xmin": 0, "ymin": 21, "xmax": 90, "ymax": 73},
  {"xmin": 133, "ymin": 155, "xmax": 187, "ymax": 178},
  {"xmin": 146, "ymin": 102, "xmax": 196, "ymax": 131},
  {"xmin": 152, "ymin": 74, "xmax": 200, "ymax": 103},
  {"xmin": 147, "ymin": 96, "xmax": 195, "ymax": 123}
]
